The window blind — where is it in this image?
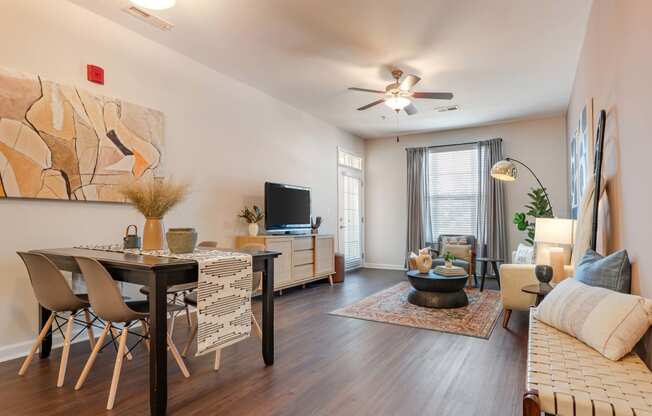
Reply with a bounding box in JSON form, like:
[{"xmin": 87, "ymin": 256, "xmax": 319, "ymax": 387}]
[{"xmin": 428, "ymin": 145, "xmax": 479, "ymax": 241}]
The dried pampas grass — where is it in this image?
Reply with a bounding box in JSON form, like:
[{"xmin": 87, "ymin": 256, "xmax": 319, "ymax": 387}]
[{"xmin": 119, "ymin": 177, "xmax": 189, "ymax": 218}]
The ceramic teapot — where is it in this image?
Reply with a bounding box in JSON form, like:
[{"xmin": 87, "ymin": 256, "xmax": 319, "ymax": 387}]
[{"xmin": 123, "ymin": 224, "xmax": 141, "ymax": 249}]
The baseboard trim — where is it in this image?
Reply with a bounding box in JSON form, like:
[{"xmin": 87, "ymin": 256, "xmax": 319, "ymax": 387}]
[{"xmin": 363, "ymin": 263, "xmax": 407, "ymax": 271}]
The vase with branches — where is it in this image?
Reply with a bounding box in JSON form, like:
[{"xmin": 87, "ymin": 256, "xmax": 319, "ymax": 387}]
[
  {"xmin": 239, "ymin": 205, "xmax": 264, "ymax": 236},
  {"xmin": 119, "ymin": 177, "xmax": 189, "ymax": 250},
  {"xmin": 513, "ymin": 187, "xmax": 553, "ymax": 245}
]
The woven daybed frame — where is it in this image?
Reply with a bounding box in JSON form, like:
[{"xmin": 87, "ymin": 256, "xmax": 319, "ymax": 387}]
[{"xmin": 524, "ymin": 310, "xmax": 652, "ymax": 416}]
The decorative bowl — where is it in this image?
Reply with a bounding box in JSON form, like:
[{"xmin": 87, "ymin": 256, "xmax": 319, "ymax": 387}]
[{"xmin": 166, "ymin": 228, "xmax": 197, "ymax": 254}]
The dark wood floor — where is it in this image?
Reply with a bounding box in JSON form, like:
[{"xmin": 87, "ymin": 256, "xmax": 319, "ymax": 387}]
[{"xmin": 0, "ymin": 269, "xmax": 528, "ymax": 416}]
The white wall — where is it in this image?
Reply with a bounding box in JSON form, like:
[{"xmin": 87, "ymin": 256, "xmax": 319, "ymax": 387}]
[
  {"xmin": 566, "ymin": 0, "xmax": 652, "ymax": 366},
  {"xmin": 364, "ymin": 116, "xmax": 568, "ymax": 269},
  {"xmin": 0, "ymin": 0, "xmax": 362, "ymax": 359}
]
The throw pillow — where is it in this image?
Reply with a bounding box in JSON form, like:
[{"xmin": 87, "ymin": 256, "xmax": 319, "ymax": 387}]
[
  {"xmin": 534, "ymin": 278, "xmax": 652, "ymax": 361},
  {"xmin": 575, "ymin": 249, "xmax": 631, "ymax": 293},
  {"xmin": 441, "ymin": 236, "xmax": 468, "ymax": 246},
  {"xmin": 441, "ymin": 244, "xmax": 472, "ymax": 263},
  {"xmin": 513, "ymin": 244, "xmax": 534, "ymax": 264}
]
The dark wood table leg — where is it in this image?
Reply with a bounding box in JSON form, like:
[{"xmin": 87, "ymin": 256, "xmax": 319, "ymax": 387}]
[
  {"xmin": 38, "ymin": 305, "xmax": 52, "ymax": 359},
  {"xmin": 148, "ymin": 271, "xmax": 168, "ymax": 416},
  {"xmin": 262, "ymin": 257, "xmax": 275, "ymax": 366},
  {"xmin": 480, "ymin": 261, "xmax": 487, "ymax": 292},
  {"xmin": 492, "ymin": 261, "xmax": 501, "ymax": 289}
]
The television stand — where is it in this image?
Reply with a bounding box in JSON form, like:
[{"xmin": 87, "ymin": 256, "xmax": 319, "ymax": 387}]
[{"xmin": 236, "ymin": 234, "xmax": 335, "ymax": 291}]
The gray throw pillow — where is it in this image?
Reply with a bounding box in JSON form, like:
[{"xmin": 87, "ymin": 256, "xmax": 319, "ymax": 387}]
[{"xmin": 575, "ymin": 249, "xmax": 631, "ymax": 293}]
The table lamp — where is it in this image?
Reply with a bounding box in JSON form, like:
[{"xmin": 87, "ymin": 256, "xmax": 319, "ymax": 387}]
[{"xmin": 534, "ymin": 218, "xmax": 575, "ymax": 283}]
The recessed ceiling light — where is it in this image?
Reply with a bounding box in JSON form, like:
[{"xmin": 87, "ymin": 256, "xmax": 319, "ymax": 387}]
[{"xmin": 130, "ymin": 0, "xmax": 176, "ymax": 10}]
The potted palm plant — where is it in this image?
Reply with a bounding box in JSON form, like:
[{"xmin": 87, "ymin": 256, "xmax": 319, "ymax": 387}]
[{"xmin": 239, "ymin": 205, "xmax": 264, "ymax": 236}]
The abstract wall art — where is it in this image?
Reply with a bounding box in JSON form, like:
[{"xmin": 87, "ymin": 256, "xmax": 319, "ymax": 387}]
[
  {"xmin": 569, "ymin": 98, "xmax": 593, "ymax": 218},
  {"xmin": 0, "ymin": 66, "xmax": 164, "ymax": 202}
]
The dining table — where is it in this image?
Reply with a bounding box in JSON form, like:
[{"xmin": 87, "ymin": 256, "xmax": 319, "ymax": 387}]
[{"xmin": 31, "ymin": 247, "xmax": 280, "ymax": 416}]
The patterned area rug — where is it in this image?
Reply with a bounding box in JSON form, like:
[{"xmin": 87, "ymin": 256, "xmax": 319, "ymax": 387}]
[{"xmin": 330, "ymin": 281, "xmax": 503, "ymax": 339}]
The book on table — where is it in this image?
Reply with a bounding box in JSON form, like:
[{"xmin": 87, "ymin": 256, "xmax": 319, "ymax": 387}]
[{"xmin": 434, "ymin": 265, "xmax": 466, "ymax": 276}]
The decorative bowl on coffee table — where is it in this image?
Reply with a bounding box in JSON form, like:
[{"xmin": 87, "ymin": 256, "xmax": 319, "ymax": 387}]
[{"xmin": 406, "ymin": 270, "xmax": 469, "ymax": 308}]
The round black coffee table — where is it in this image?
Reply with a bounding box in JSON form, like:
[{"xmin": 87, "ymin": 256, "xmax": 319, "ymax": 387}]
[{"xmin": 406, "ymin": 270, "xmax": 469, "ymax": 308}]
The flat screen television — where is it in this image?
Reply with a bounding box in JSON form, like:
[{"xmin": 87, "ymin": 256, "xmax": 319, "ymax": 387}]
[{"xmin": 264, "ymin": 182, "xmax": 311, "ymax": 233}]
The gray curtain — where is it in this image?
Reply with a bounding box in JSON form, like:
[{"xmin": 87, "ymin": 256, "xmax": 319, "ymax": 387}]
[
  {"xmin": 477, "ymin": 138, "xmax": 507, "ymax": 261},
  {"xmin": 406, "ymin": 147, "xmax": 432, "ymax": 261}
]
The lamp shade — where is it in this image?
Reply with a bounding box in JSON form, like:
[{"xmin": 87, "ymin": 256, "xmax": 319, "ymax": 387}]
[
  {"xmin": 534, "ymin": 218, "xmax": 576, "ymax": 245},
  {"xmin": 490, "ymin": 159, "xmax": 517, "ymax": 181}
]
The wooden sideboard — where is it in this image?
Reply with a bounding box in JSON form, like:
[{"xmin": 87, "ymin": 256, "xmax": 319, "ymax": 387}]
[{"xmin": 236, "ymin": 234, "xmax": 335, "ymax": 291}]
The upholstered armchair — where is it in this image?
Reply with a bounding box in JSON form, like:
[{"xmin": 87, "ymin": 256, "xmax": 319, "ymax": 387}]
[
  {"xmin": 428, "ymin": 234, "xmax": 477, "ymax": 281},
  {"xmin": 500, "ymin": 256, "xmax": 574, "ymax": 328}
]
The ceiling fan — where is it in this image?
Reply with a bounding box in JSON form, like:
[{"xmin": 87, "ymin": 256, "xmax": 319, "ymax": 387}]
[{"xmin": 348, "ymin": 69, "xmax": 453, "ymax": 115}]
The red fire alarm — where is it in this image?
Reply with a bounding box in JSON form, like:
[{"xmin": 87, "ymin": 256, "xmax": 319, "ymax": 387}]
[{"xmin": 87, "ymin": 64, "xmax": 104, "ymax": 85}]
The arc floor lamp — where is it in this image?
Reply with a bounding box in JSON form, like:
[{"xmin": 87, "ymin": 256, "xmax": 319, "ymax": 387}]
[{"xmin": 490, "ymin": 157, "xmax": 554, "ymax": 217}]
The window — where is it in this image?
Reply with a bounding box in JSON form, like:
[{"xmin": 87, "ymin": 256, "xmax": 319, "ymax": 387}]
[
  {"xmin": 428, "ymin": 145, "xmax": 479, "ymax": 240},
  {"xmin": 338, "ymin": 150, "xmax": 362, "ymax": 170}
]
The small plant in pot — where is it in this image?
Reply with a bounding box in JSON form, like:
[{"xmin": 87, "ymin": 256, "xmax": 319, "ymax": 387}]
[
  {"xmin": 239, "ymin": 205, "xmax": 264, "ymax": 236},
  {"xmin": 443, "ymin": 252, "xmax": 456, "ymax": 268}
]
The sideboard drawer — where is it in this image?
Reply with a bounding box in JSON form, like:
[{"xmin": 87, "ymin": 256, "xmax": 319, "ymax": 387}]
[
  {"xmin": 293, "ymin": 237, "xmax": 314, "ymax": 251},
  {"xmin": 292, "ymin": 264, "xmax": 313, "ymax": 280},
  {"xmin": 293, "ymin": 250, "xmax": 314, "ymax": 266}
]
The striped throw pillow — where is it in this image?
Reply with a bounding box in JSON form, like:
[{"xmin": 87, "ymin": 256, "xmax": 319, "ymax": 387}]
[{"xmin": 534, "ymin": 278, "xmax": 652, "ymax": 360}]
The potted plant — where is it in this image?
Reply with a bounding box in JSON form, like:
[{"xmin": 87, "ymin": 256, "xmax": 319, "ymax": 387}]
[
  {"xmin": 119, "ymin": 177, "xmax": 189, "ymax": 250},
  {"xmin": 513, "ymin": 187, "xmax": 553, "ymax": 245},
  {"xmin": 443, "ymin": 252, "xmax": 456, "ymax": 268},
  {"xmin": 239, "ymin": 205, "xmax": 264, "ymax": 236}
]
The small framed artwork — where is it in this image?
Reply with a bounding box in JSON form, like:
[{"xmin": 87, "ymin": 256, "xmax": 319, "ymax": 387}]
[{"xmin": 569, "ymin": 98, "xmax": 594, "ymax": 218}]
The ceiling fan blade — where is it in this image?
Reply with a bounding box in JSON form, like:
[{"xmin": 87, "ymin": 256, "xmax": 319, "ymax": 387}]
[
  {"xmin": 404, "ymin": 102, "xmax": 418, "ymax": 115},
  {"xmin": 400, "ymin": 74, "xmax": 421, "ymax": 91},
  {"xmin": 412, "ymin": 92, "xmax": 454, "ymax": 100},
  {"xmin": 348, "ymin": 87, "xmax": 384, "ymax": 94},
  {"xmin": 356, "ymin": 99, "xmax": 385, "ymax": 111}
]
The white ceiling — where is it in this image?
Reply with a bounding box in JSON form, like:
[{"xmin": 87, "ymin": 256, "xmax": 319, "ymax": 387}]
[{"xmin": 69, "ymin": 0, "xmax": 592, "ymax": 138}]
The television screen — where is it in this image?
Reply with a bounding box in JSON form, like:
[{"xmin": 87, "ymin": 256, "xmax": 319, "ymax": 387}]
[{"xmin": 265, "ymin": 182, "xmax": 311, "ymax": 230}]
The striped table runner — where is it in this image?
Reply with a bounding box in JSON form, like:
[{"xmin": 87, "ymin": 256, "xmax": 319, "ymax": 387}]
[{"xmin": 155, "ymin": 249, "xmax": 253, "ymax": 355}]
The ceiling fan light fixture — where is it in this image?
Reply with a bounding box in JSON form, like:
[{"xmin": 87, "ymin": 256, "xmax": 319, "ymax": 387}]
[
  {"xmin": 384, "ymin": 96, "xmax": 411, "ymax": 111},
  {"xmin": 130, "ymin": 0, "xmax": 176, "ymax": 10}
]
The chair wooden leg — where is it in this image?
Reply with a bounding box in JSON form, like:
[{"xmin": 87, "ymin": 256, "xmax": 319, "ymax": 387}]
[
  {"xmin": 18, "ymin": 313, "xmax": 55, "ymax": 376},
  {"xmin": 76, "ymin": 322, "xmax": 111, "ymax": 390},
  {"xmin": 328, "ymin": 275, "xmax": 334, "ymax": 286},
  {"xmin": 523, "ymin": 389, "xmax": 541, "ymax": 416},
  {"xmin": 56, "ymin": 314, "xmax": 75, "ymax": 387},
  {"xmin": 185, "ymin": 304, "xmax": 192, "ymax": 328},
  {"xmin": 107, "ymin": 327, "xmax": 128, "ymax": 410},
  {"xmin": 502, "ymin": 309, "xmax": 513, "ymax": 328},
  {"xmin": 181, "ymin": 319, "xmax": 198, "ymax": 358},
  {"xmin": 168, "ymin": 310, "xmax": 177, "ymax": 339},
  {"xmin": 83, "ymin": 309, "xmax": 96, "ymax": 350},
  {"xmin": 213, "ymin": 349, "xmax": 222, "ymax": 371},
  {"xmin": 110, "ymin": 326, "xmax": 133, "ymax": 361},
  {"xmin": 252, "ymin": 314, "xmax": 262, "ymax": 339},
  {"xmin": 141, "ymin": 319, "xmax": 150, "ymax": 351},
  {"xmin": 167, "ymin": 334, "xmax": 190, "ymax": 378}
]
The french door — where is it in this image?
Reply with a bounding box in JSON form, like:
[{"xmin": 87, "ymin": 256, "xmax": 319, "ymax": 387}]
[{"xmin": 337, "ymin": 149, "xmax": 364, "ymax": 270}]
